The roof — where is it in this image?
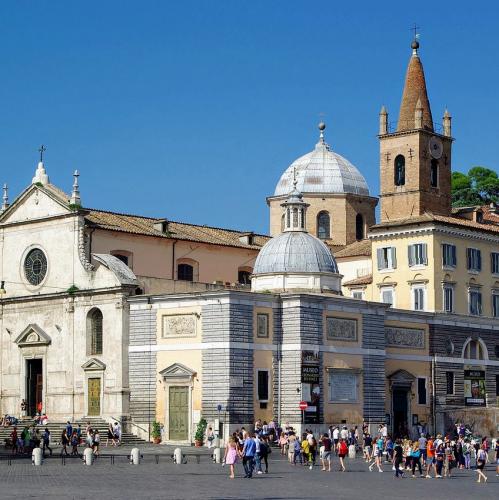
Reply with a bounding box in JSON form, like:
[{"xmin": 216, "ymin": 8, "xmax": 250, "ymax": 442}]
[
  {"xmin": 370, "ymin": 212, "xmax": 499, "ymax": 235},
  {"xmin": 343, "ymin": 275, "xmax": 373, "ymax": 287},
  {"xmin": 85, "ymin": 209, "xmax": 270, "ymax": 250},
  {"xmin": 334, "ymin": 239, "xmax": 372, "ymax": 259},
  {"xmin": 397, "ymin": 46, "xmax": 433, "ymax": 132}
]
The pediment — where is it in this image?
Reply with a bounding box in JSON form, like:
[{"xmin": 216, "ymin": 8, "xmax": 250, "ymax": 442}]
[
  {"xmin": 15, "ymin": 324, "xmax": 51, "ymax": 347},
  {"xmin": 159, "ymin": 363, "xmax": 196, "ymax": 380},
  {"xmin": 388, "ymin": 369, "xmax": 415, "ymax": 384},
  {"xmin": 81, "ymin": 358, "xmax": 106, "ymax": 371}
]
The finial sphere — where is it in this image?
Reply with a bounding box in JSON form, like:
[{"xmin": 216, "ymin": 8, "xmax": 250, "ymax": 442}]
[
  {"xmin": 411, "ymin": 39, "xmax": 419, "ymax": 50},
  {"xmin": 318, "ymin": 121, "xmax": 326, "ymax": 131}
]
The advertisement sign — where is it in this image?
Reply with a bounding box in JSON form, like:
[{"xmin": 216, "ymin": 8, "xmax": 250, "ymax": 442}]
[
  {"xmin": 301, "ymin": 350, "xmax": 320, "ymax": 423},
  {"xmin": 464, "ymin": 370, "xmax": 486, "ymax": 407}
]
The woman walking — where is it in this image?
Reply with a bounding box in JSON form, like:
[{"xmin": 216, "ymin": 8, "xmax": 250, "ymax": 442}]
[
  {"xmin": 410, "ymin": 441, "xmax": 423, "ymax": 477},
  {"xmin": 393, "ymin": 439, "xmax": 404, "ymax": 478},
  {"xmin": 337, "ymin": 438, "xmax": 347, "ymax": 472},
  {"xmin": 92, "ymin": 429, "xmax": 101, "ymax": 456},
  {"xmin": 60, "ymin": 429, "xmax": 69, "ymax": 456},
  {"xmin": 475, "ymin": 446, "xmax": 488, "ymax": 483},
  {"xmin": 70, "ymin": 430, "xmax": 79, "ymax": 456},
  {"xmin": 223, "ymin": 437, "xmax": 238, "ymax": 479},
  {"xmin": 106, "ymin": 423, "xmax": 115, "ymax": 447},
  {"xmin": 42, "ymin": 427, "xmax": 52, "ymax": 457}
]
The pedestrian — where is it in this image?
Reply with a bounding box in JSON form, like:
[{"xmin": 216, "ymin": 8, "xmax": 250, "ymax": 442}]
[
  {"xmin": 425, "ymin": 435, "xmax": 435, "ymax": 478},
  {"xmin": 66, "ymin": 421, "xmax": 73, "ymax": 440},
  {"xmin": 385, "ymin": 435, "xmax": 394, "ymax": 462},
  {"xmin": 10, "ymin": 426, "xmax": 18, "ymax": 454},
  {"xmin": 254, "ymin": 433, "xmax": 262, "ymax": 473},
  {"xmin": 320, "ymin": 433, "xmax": 332, "ymax": 472},
  {"xmin": 410, "ymin": 441, "xmax": 423, "ymax": 477},
  {"xmin": 114, "ymin": 421, "xmax": 121, "ymax": 446},
  {"xmin": 463, "ymin": 438, "xmax": 472, "ymax": 469},
  {"xmin": 301, "ymin": 433, "xmax": 312, "ymax": 469},
  {"xmin": 223, "ymin": 437, "xmax": 238, "ymax": 479},
  {"xmin": 307, "ymin": 430, "xmax": 317, "ymax": 466},
  {"xmin": 20, "ymin": 399, "xmax": 27, "ymax": 418},
  {"xmin": 106, "ymin": 423, "xmax": 115, "ymax": 447},
  {"xmin": 92, "ymin": 429, "xmax": 101, "ymax": 455},
  {"xmin": 475, "ymin": 447, "xmax": 488, "ymax": 483},
  {"xmin": 369, "ymin": 436, "xmax": 383, "ymax": 472},
  {"xmin": 42, "ymin": 427, "xmax": 52, "ymax": 457},
  {"xmin": 363, "ymin": 433, "xmax": 373, "ymax": 462},
  {"xmin": 332, "ymin": 426, "xmax": 340, "ymax": 455},
  {"xmin": 434, "ymin": 441, "xmax": 445, "ymax": 478},
  {"xmin": 337, "ymin": 438, "xmax": 347, "ymax": 472},
  {"xmin": 279, "ymin": 431, "xmax": 288, "ymax": 455},
  {"xmin": 86, "ymin": 427, "xmax": 93, "ymax": 448},
  {"xmin": 71, "ymin": 431, "xmax": 79, "ymax": 456},
  {"xmin": 258, "ymin": 436, "xmax": 270, "ymax": 474},
  {"xmin": 393, "ymin": 438, "xmax": 404, "ymax": 478},
  {"xmin": 241, "ymin": 432, "xmax": 256, "ymax": 478},
  {"xmin": 60, "ymin": 429, "xmax": 69, "ymax": 456},
  {"xmin": 76, "ymin": 424, "xmax": 82, "ymax": 445}
]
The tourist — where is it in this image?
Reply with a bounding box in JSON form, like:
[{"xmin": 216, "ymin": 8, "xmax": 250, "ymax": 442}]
[
  {"xmin": 363, "ymin": 433, "xmax": 372, "ymax": 462},
  {"xmin": 254, "ymin": 433, "xmax": 262, "ymax": 473},
  {"xmin": 340, "ymin": 426, "xmax": 348, "ymax": 441},
  {"xmin": 418, "ymin": 433, "xmax": 427, "ymax": 465},
  {"xmin": 475, "ymin": 446, "xmax": 488, "ymax": 483},
  {"xmin": 42, "ymin": 427, "xmax": 52, "ymax": 457},
  {"xmin": 223, "ymin": 436, "xmax": 238, "ymax": 479},
  {"xmin": 92, "ymin": 429, "xmax": 101, "ymax": 455},
  {"xmin": 65, "ymin": 421, "xmax": 73, "ymax": 441},
  {"xmin": 307, "ymin": 430, "xmax": 317, "ymax": 465},
  {"xmin": 425, "ymin": 435, "xmax": 435, "ymax": 478},
  {"xmin": 434, "ymin": 440, "xmax": 445, "ymax": 478},
  {"xmin": 206, "ymin": 427, "xmax": 215, "ymax": 448},
  {"xmin": 332, "ymin": 426, "xmax": 340, "ymax": 455},
  {"xmin": 241, "ymin": 432, "xmax": 256, "ymax": 478},
  {"xmin": 60, "ymin": 429, "xmax": 69, "ymax": 456},
  {"xmin": 258, "ymin": 436, "xmax": 270, "ymax": 474},
  {"xmin": 21, "ymin": 426, "xmax": 30, "ymax": 454},
  {"xmin": 301, "ymin": 433, "xmax": 312, "ymax": 469},
  {"xmin": 287, "ymin": 432, "xmax": 297, "ymax": 463},
  {"xmin": 106, "ymin": 423, "xmax": 115, "ymax": 447},
  {"xmin": 20, "ymin": 399, "xmax": 27, "ymax": 418},
  {"xmin": 76, "ymin": 424, "xmax": 82, "ymax": 444},
  {"xmin": 279, "ymin": 430, "xmax": 288, "ymax": 455},
  {"xmin": 369, "ymin": 435, "xmax": 383, "ymax": 472},
  {"xmin": 393, "ymin": 438, "xmax": 404, "ymax": 478},
  {"xmin": 86, "ymin": 427, "xmax": 93, "ymax": 448},
  {"xmin": 385, "ymin": 435, "xmax": 394, "ymax": 462},
  {"xmin": 410, "ymin": 441, "xmax": 423, "ymax": 477},
  {"xmin": 463, "ymin": 438, "xmax": 472, "ymax": 469},
  {"xmin": 319, "ymin": 433, "xmax": 332, "ymax": 472},
  {"xmin": 114, "ymin": 421, "xmax": 121, "ymax": 445},
  {"xmin": 337, "ymin": 438, "xmax": 347, "ymax": 472},
  {"xmin": 443, "ymin": 438, "xmax": 455, "ymax": 478},
  {"xmin": 10, "ymin": 426, "xmax": 18, "ymax": 454},
  {"xmin": 71, "ymin": 430, "xmax": 79, "ymax": 456}
]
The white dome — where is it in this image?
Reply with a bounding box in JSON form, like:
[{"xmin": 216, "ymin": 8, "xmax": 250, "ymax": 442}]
[{"xmin": 274, "ymin": 138, "xmax": 369, "ymax": 197}]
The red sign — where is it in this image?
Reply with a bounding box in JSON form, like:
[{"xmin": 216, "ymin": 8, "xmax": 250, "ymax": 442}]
[{"xmin": 299, "ymin": 401, "xmax": 308, "ymax": 411}]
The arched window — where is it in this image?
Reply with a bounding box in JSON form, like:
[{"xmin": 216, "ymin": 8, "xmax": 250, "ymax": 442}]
[
  {"xmin": 430, "ymin": 159, "xmax": 438, "ymax": 187},
  {"xmin": 178, "ymin": 263, "xmax": 194, "ymax": 281},
  {"xmin": 355, "ymin": 214, "xmax": 364, "ymax": 240},
  {"xmin": 87, "ymin": 308, "xmax": 103, "ymax": 355},
  {"xmin": 317, "ymin": 211, "xmax": 330, "ymax": 240},
  {"xmin": 238, "ymin": 269, "xmax": 252, "ymax": 285},
  {"xmin": 463, "ymin": 338, "xmax": 487, "ymax": 360},
  {"xmin": 394, "ymin": 155, "xmax": 405, "ymax": 186}
]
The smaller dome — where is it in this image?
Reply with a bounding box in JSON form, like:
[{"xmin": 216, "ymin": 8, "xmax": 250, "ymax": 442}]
[{"xmin": 253, "ymin": 231, "xmax": 338, "ymax": 275}]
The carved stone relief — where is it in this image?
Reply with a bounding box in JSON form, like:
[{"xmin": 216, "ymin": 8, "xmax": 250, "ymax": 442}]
[
  {"xmin": 385, "ymin": 326, "xmax": 425, "ymax": 349},
  {"xmin": 326, "ymin": 317, "xmax": 357, "ymax": 341},
  {"xmin": 162, "ymin": 314, "xmax": 197, "ymax": 338}
]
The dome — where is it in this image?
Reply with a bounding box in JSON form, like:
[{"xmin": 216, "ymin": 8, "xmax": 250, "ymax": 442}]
[
  {"xmin": 253, "ymin": 231, "xmax": 339, "ymax": 275},
  {"xmin": 273, "ymin": 134, "xmax": 369, "ymax": 197}
]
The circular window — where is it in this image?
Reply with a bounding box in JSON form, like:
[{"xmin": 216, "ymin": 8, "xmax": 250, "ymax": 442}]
[{"xmin": 24, "ymin": 249, "xmax": 47, "ymax": 285}]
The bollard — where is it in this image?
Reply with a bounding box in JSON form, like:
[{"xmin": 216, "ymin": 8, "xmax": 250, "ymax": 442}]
[
  {"xmin": 130, "ymin": 447, "xmax": 140, "ymax": 465},
  {"xmin": 173, "ymin": 447, "xmax": 182, "ymax": 464},
  {"xmin": 213, "ymin": 447, "xmax": 221, "ymax": 464},
  {"xmin": 83, "ymin": 448, "xmax": 93, "ymax": 466},
  {"xmin": 32, "ymin": 447, "xmax": 43, "ymax": 466},
  {"xmin": 348, "ymin": 444, "xmax": 356, "ymax": 459}
]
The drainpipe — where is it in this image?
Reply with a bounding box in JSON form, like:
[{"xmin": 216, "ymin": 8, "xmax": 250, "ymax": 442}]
[
  {"xmin": 171, "ymin": 240, "xmax": 178, "ymax": 282},
  {"xmin": 431, "ymin": 354, "xmax": 436, "ymax": 433},
  {"xmin": 277, "ymin": 343, "xmax": 282, "ymax": 426}
]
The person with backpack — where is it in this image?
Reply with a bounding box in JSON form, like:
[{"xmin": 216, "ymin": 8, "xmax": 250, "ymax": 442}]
[{"xmin": 337, "ymin": 437, "xmax": 348, "ymax": 472}]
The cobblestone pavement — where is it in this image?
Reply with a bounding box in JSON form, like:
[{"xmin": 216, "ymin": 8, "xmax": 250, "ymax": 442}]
[{"xmin": 0, "ymin": 449, "xmax": 497, "ymax": 499}]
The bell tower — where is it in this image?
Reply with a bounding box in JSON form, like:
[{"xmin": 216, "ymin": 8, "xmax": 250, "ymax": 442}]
[{"xmin": 379, "ymin": 39, "xmax": 453, "ymax": 222}]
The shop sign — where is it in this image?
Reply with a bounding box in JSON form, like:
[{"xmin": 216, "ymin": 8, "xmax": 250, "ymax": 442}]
[{"xmin": 464, "ymin": 370, "xmax": 486, "ymax": 407}]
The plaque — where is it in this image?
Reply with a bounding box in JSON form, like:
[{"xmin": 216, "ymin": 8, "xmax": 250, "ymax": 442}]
[
  {"xmin": 326, "ymin": 317, "xmax": 357, "ymax": 341},
  {"xmin": 162, "ymin": 314, "xmax": 197, "ymax": 338},
  {"xmin": 385, "ymin": 326, "xmax": 425, "ymax": 349}
]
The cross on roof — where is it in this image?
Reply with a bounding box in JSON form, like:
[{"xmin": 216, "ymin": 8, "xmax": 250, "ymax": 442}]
[
  {"xmin": 38, "ymin": 144, "xmax": 46, "ymax": 162},
  {"xmin": 411, "ymin": 23, "xmax": 420, "ymax": 40}
]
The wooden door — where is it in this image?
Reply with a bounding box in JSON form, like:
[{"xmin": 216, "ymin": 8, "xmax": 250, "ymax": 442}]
[
  {"xmin": 169, "ymin": 386, "xmax": 189, "ymax": 441},
  {"xmin": 35, "ymin": 374, "xmax": 43, "ymax": 412},
  {"xmin": 88, "ymin": 378, "xmax": 101, "ymax": 416}
]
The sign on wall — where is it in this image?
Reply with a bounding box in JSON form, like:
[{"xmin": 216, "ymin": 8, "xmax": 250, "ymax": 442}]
[
  {"xmin": 301, "ymin": 350, "xmax": 320, "ymax": 423},
  {"xmin": 464, "ymin": 370, "xmax": 486, "ymax": 407}
]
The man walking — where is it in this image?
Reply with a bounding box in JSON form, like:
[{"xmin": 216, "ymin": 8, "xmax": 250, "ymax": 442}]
[{"xmin": 242, "ymin": 433, "xmax": 256, "ymax": 478}]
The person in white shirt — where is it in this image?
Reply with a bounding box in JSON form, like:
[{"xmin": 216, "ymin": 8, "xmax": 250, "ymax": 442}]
[
  {"xmin": 340, "ymin": 426, "xmax": 348, "ymax": 440},
  {"xmin": 332, "ymin": 427, "xmax": 340, "ymax": 455}
]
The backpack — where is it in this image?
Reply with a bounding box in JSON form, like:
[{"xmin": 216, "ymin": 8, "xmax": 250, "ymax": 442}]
[{"xmin": 294, "ymin": 440, "xmax": 301, "ymax": 452}]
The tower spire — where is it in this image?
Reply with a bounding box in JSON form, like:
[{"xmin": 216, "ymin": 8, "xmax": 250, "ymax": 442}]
[
  {"xmin": 32, "ymin": 144, "xmax": 50, "ymax": 185},
  {"xmin": 1, "ymin": 184, "xmax": 9, "ymax": 212},
  {"xmin": 70, "ymin": 170, "xmax": 81, "ymax": 206},
  {"xmin": 397, "ymin": 37, "xmax": 433, "ymax": 132}
]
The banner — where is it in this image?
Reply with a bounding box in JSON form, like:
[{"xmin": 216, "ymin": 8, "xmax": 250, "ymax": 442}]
[{"xmin": 464, "ymin": 370, "xmax": 486, "ymax": 407}]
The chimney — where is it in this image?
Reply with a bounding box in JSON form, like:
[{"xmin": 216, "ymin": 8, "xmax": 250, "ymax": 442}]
[
  {"xmin": 443, "ymin": 109, "xmax": 452, "ymax": 137},
  {"xmin": 154, "ymin": 219, "xmax": 169, "ymax": 234}
]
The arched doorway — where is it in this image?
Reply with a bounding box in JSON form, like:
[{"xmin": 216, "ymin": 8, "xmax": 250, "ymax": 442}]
[{"xmin": 388, "ymin": 370, "xmax": 415, "ymax": 438}]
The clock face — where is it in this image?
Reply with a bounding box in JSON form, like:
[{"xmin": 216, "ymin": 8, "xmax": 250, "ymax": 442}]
[
  {"xmin": 429, "ymin": 136, "xmax": 443, "ymax": 159},
  {"xmin": 24, "ymin": 248, "xmax": 47, "ymax": 285}
]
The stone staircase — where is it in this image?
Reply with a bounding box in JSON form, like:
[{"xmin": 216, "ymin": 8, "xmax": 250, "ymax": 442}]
[{"xmin": 0, "ymin": 418, "xmax": 148, "ymax": 447}]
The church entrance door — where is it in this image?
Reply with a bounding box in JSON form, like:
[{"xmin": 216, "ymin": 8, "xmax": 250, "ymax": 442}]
[
  {"xmin": 88, "ymin": 378, "xmax": 101, "ymax": 416},
  {"xmin": 26, "ymin": 359, "xmax": 43, "ymax": 416},
  {"xmin": 392, "ymin": 389, "xmax": 409, "ymax": 438},
  {"xmin": 169, "ymin": 386, "xmax": 188, "ymax": 441}
]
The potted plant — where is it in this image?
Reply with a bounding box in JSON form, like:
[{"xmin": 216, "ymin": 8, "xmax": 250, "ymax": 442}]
[
  {"xmin": 151, "ymin": 421, "xmax": 162, "ymax": 444},
  {"xmin": 194, "ymin": 418, "xmax": 207, "ymax": 447}
]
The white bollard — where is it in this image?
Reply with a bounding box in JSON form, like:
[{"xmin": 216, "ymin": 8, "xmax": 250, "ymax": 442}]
[
  {"xmin": 174, "ymin": 447, "xmax": 182, "ymax": 464},
  {"xmin": 348, "ymin": 444, "xmax": 356, "ymax": 459},
  {"xmin": 130, "ymin": 447, "xmax": 140, "ymax": 465},
  {"xmin": 83, "ymin": 447, "xmax": 93, "ymax": 466},
  {"xmin": 213, "ymin": 447, "xmax": 221, "ymax": 464},
  {"xmin": 32, "ymin": 447, "xmax": 43, "ymax": 466}
]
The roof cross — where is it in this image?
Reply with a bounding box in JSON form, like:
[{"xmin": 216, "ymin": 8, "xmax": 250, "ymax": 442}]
[
  {"xmin": 38, "ymin": 144, "xmax": 46, "ymax": 162},
  {"xmin": 411, "ymin": 23, "xmax": 420, "ymax": 40}
]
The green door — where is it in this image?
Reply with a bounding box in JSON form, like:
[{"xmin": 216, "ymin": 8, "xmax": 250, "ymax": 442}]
[
  {"xmin": 169, "ymin": 386, "xmax": 189, "ymax": 440},
  {"xmin": 88, "ymin": 378, "xmax": 101, "ymax": 416}
]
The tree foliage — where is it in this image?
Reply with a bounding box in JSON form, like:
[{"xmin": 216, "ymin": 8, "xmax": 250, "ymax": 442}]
[{"xmin": 451, "ymin": 166, "xmax": 499, "ymax": 207}]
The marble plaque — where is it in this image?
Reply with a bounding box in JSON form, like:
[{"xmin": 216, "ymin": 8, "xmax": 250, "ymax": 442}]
[
  {"xmin": 329, "ymin": 371, "xmax": 358, "ymax": 402},
  {"xmin": 326, "ymin": 317, "xmax": 357, "ymax": 341},
  {"xmin": 162, "ymin": 314, "xmax": 197, "ymax": 338},
  {"xmin": 385, "ymin": 326, "xmax": 425, "ymax": 349}
]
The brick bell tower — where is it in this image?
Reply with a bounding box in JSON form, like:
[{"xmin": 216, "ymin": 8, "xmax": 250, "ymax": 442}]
[{"xmin": 378, "ymin": 38, "xmax": 453, "ymax": 222}]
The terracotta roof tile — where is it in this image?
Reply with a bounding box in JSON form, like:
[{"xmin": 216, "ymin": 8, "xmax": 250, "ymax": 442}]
[
  {"xmin": 343, "ymin": 275, "xmax": 373, "ymax": 286},
  {"xmin": 334, "ymin": 239, "xmax": 372, "ymax": 258}
]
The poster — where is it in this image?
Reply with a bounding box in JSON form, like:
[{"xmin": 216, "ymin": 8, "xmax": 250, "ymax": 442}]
[
  {"xmin": 301, "ymin": 350, "xmax": 320, "ymax": 423},
  {"xmin": 464, "ymin": 370, "xmax": 486, "ymax": 407}
]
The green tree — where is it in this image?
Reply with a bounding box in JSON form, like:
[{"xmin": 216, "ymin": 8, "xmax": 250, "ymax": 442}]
[{"xmin": 451, "ymin": 167, "xmax": 499, "ymax": 207}]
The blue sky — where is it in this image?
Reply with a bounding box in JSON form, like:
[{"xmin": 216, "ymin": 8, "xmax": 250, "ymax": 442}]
[{"xmin": 1, "ymin": 1, "xmax": 498, "ymax": 234}]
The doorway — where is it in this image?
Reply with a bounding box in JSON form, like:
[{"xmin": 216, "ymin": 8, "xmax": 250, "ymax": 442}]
[
  {"xmin": 26, "ymin": 359, "xmax": 43, "ymax": 416},
  {"xmin": 392, "ymin": 389, "xmax": 409, "ymax": 438},
  {"xmin": 88, "ymin": 378, "xmax": 101, "ymax": 416},
  {"xmin": 169, "ymin": 386, "xmax": 189, "ymax": 441}
]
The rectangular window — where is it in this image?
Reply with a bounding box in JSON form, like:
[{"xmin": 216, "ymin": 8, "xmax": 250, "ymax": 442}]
[
  {"xmin": 443, "ymin": 285, "xmax": 454, "ymax": 313},
  {"xmin": 496, "ymin": 374, "xmax": 499, "ymax": 397},
  {"xmin": 352, "ymin": 290, "xmax": 364, "ymax": 300},
  {"xmin": 412, "ymin": 286, "xmax": 425, "ymax": 311},
  {"xmin": 469, "ymin": 289, "xmax": 482, "ymax": 316},
  {"xmin": 257, "ymin": 370, "xmax": 269, "ymax": 401},
  {"xmin": 408, "ymin": 243, "xmax": 428, "ymax": 267},
  {"xmin": 446, "ymin": 372, "xmax": 454, "ymax": 395},
  {"xmin": 417, "ymin": 377, "xmax": 427, "ymax": 405},
  {"xmin": 380, "ymin": 287, "xmax": 394, "ymax": 305},
  {"xmin": 442, "ymin": 244, "xmax": 457, "ymax": 268},
  {"xmin": 491, "ymin": 252, "xmax": 499, "ymax": 274},
  {"xmin": 329, "ymin": 370, "xmax": 358, "ymax": 402},
  {"xmin": 256, "ymin": 313, "xmax": 269, "ymax": 338},
  {"xmin": 493, "ymin": 294, "xmax": 499, "ymax": 318},
  {"xmin": 467, "ymin": 248, "xmax": 482, "ymax": 272},
  {"xmin": 377, "ymin": 247, "xmax": 396, "ymax": 270}
]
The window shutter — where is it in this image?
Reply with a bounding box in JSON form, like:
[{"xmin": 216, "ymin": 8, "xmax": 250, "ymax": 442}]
[
  {"xmin": 451, "ymin": 245, "xmax": 456, "ymax": 266},
  {"xmin": 377, "ymin": 248, "xmax": 384, "ymax": 270},
  {"xmin": 466, "ymin": 248, "xmax": 471, "ymax": 270},
  {"xmin": 478, "ymin": 292, "xmax": 482, "ymax": 314},
  {"xmin": 422, "ymin": 244, "xmax": 428, "ymax": 265},
  {"xmin": 477, "ymin": 250, "xmax": 482, "ymax": 271},
  {"xmin": 408, "ymin": 245, "xmax": 414, "ymax": 267},
  {"xmin": 391, "ymin": 247, "xmax": 397, "ymax": 268}
]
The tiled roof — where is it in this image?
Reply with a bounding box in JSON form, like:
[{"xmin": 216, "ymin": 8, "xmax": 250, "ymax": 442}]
[
  {"xmin": 334, "ymin": 239, "xmax": 372, "ymax": 258},
  {"xmin": 85, "ymin": 209, "xmax": 270, "ymax": 250},
  {"xmin": 343, "ymin": 275, "xmax": 373, "ymax": 287}
]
